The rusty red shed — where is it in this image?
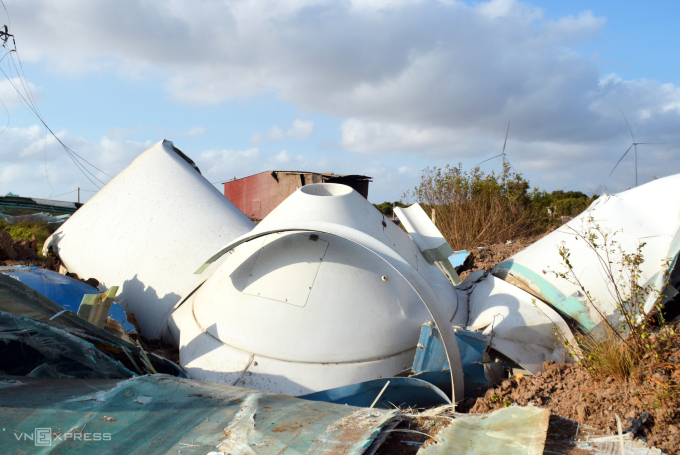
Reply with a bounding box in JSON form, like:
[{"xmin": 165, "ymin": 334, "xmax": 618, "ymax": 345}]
[{"xmin": 222, "ymin": 171, "xmax": 372, "ymax": 220}]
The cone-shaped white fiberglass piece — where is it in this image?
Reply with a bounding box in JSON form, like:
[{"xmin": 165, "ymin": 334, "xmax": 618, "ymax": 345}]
[{"xmin": 44, "ymin": 140, "xmax": 255, "ymax": 338}]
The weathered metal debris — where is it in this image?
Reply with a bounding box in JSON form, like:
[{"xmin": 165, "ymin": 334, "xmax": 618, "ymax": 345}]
[
  {"xmin": 299, "ymin": 376, "xmax": 451, "ymax": 409},
  {"xmin": 0, "ymin": 265, "xmax": 133, "ymax": 332},
  {"xmin": 417, "ymin": 406, "xmax": 551, "ymax": 455},
  {"xmin": 0, "ymin": 374, "xmax": 397, "ymax": 454},
  {"xmin": 0, "ymin": 274, "xmax": 183, "ymax": 378}
]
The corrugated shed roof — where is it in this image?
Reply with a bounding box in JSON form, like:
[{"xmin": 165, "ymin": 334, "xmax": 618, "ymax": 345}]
[{"xmin": 220, "ymin": 170, "xmax": 372, "ymax": 184}]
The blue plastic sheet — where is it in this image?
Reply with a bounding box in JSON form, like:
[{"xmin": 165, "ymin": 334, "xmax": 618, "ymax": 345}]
[
  {"xmin": 300, "ymin": 377, "xmax": 451, "ymax": 409},
  {"xmin": 0, "ymin": 266, "xmax": 134, "ymax": 332}
]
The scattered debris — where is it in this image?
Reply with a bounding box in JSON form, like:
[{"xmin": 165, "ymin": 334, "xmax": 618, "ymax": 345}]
[
  {"xmin": 1, "ymin": 141, "xmax": 674, "ymax": 453},
  {"xmin": 0, "ymin": 273, "xmax": 184, "ymax": 378},
  {"xmin": 0, "ymin": 265, "xmax": 133, "ymax": 332},
  {"xmin": 417, "ymin": 406, "xmax": 550, "ymax": 455},
  {"xmin": 1, "ymin": 375, "xmax": 397, "ymax": 454},
  {"xmin": 494, "ymin": 174, "xmax": 680, "ymax": 328},
  {"xmin": 469, "ymin": 360, "xmax": 679, "ymax": 453},
  {"xmin": 171, "ymin": 182, "xmax": 465, "ymax": 400}
]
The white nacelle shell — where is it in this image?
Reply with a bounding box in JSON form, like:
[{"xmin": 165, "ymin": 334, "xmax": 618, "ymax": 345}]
[
  {"xmin": 44, "ymin": 140, "xmax": 255, "ymax": 338},
  {"xmin": 194, "ymin": 231, "xmax": 433, "ymax": 363},
  {"xmin": 173, "ymin": 183, "xmax": 460, "ymax": 394},
  {"xmin": 497, "ymin": 173, "xmax": 680, "ymax": 322}
]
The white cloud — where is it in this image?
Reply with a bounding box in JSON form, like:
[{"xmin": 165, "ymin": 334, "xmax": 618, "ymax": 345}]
[
  {"xmin": 182, "ymin": 126, "xmax": 207, "ymax": 137},
  {"xmin": 3, "ymin": 0, "xmax": 680, "ymax": 194},
  {"xmin": 0, "ymin": 77, "xmax": 43, "ymax": 110},
  {"xmin": 0, "ymin": 125, "xmax": 152, "ymax": 201},
  {"xmin": 250, "ymin": 119, "xmax": 315, "ymax": 145}
]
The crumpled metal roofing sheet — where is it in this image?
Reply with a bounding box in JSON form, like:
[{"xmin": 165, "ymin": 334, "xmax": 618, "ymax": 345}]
[{"xmin": 0, "ymin": 374, "xmax": 397, "ymax": 454}]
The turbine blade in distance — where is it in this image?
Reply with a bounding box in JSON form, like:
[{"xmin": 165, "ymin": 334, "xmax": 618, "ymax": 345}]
[
  {"xmin": 477, "ymin": 154, "xmax": 503, "ymax": 166},
  {"xmin": 610, "ymin": 144, "xmax": 634, "ymax": 177},
  {"xmin": 501, "ymin": 121, "xmax": 510, "ymax": 155},
  {"xmin": 620, "ymin": 110, "xmax": 635, "ymax": 142}
]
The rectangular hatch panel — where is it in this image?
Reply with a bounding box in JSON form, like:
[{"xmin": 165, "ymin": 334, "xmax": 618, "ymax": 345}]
[{"xmin": 243, "ymin": 232, "xmax": 329, "ymax": 307}]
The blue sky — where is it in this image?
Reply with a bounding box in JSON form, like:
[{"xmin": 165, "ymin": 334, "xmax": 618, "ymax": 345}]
[{"xmin": 0, "ymin": 0, "xmax": 678, "ymax": 203}]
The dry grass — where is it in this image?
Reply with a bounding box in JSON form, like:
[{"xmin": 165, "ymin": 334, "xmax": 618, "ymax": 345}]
[
  {"xmin": 404, "ymin": 163, "xmax": 551, "ymax": 250},
  {"xmin": 578, "ymin": 327, "xmax": 638, "ymax": 382}
]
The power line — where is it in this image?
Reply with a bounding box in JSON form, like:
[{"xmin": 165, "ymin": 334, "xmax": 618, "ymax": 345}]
[
  {"xmin": 0, "ymin": 10, "xmax": 112, "ymax": 190},
  {"xmin": 41, "ymin": 189, "xmax": 77, "ymax": 199}
]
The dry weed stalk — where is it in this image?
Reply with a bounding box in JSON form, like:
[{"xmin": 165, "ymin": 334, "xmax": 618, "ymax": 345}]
[
  {"xmin": 545, "ymin": 216, "xmax": 679, "ymax": 402},
  {"xmin": 404, "ymin": 163, "xmax": 550, "ymax": 250}
]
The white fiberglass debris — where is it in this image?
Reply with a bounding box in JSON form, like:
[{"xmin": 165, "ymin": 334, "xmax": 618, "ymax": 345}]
[
  {"xmin": 494, "ymin": 174, "xmax": 680, "ymax": 331},
  {"xmin": 458, "ymin": 270, "xmax": 576, "ymax": 374},
  {"xmin": 44, "ymin": 140, "xmax": 255, "ymax": 338},
  {"xmin": 170, "ymin": 183, "xmax": 465, "ymax": 400}
]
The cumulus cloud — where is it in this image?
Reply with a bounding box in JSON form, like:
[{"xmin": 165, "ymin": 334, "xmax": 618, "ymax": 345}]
[
  {"xmin": 3, "ymin": 0, "xmax": 680, "ymax": 193},
  {"xmin": 0, "ymin": 125, "xmax": 152, "ymax": 201},
  {"xmin": 0, "ymin": 77, "xmax": 43, "ymax": 111},
  {"xmin": 250, "ymin": 119, "xmax": 315, "ymax": 145}
]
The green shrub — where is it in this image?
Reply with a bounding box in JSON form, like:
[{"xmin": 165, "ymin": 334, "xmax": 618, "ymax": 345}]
[
  {"xmin": 404, "ymin": 163, "xmax": 553, "ymax": 250},
  {"xmin": 0, "ymin": 219, "xmax": 56, "ymax": 256},
  {"xmin": 373, "ymin": 201, "xmax": 408, "ymax": 217}
]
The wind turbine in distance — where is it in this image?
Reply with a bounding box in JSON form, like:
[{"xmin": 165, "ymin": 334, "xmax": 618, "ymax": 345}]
[
  {"xmin": 610, "ymin": 110, "xmax": 665, "ymax": 187},
  {"xmin": 477, "ymin": 122, "xmax": 515, "ymax": 175}
]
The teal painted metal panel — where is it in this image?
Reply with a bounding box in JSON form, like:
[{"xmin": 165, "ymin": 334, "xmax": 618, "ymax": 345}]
[
  {"xmin": 495, "ymin": 261, "xmax": 596, "ymax": 331},
  {"xmin": 0, "ymin": 375, "xmax": 397, "ymax": 454},
  {"xmin": 299, "ymin": 377, "xmax": 451, "ymax": 409},
  {"xmin": 410, "ymin": 322, "xmax": 503, "ymax": 396}
]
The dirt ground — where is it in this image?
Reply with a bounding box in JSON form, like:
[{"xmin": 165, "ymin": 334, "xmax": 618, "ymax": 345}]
[
  {"xmin": 465, "ymin": 357, "xmax": 680, "ymax": 454},
  {"xmin": 457, "ymin": 228, "xmax": 556, "ymax": 280}
]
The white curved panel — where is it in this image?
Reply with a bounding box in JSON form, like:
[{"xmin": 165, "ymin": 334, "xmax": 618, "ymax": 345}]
[
  {"xmin": 495, "ymin": 174, "xmax": 680, "ymax": 323},
  {"xmin": 44, "ymin": 140, "xmax": 255, "ymax": 338},
  {"xmin": 193, "ymin": 231, "xmax": 431, "ymax": 363}
]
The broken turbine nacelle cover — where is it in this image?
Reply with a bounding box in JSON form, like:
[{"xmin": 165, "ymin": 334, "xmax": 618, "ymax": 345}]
[
  {"xmin": 170, "ymin": 183, "xmax": 466, "ymax": 400},
  {"xmin": 43, "ymin": 140, "xmax": 255, "ymax": 338},
  {"xmin": 493, "ymin": 173, "xmax": 680, "ymax": 331}
]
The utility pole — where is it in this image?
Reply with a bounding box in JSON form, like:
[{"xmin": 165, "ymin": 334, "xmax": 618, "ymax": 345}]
[
  {"xmin": 78, "ymin": 187, "xmax": 80, "ymax": 204},
  {"xmin": 0, "ymin": 25, "xmax": 13, "ymax": 48}
]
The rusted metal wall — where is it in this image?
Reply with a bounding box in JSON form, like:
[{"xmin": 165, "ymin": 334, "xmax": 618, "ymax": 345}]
[{"xmin": 223, "ymin": 171, "xmax": 371, "ymax": 220}]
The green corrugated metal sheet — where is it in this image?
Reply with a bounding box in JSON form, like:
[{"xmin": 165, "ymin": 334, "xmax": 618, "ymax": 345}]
[{"xmin": 0, "ymin": 375, "xmax": 397, "ymax": 454}]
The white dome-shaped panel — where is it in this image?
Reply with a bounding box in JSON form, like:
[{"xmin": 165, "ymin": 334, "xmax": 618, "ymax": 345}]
[
  {"xmin": 299, "ymin": 183, "xmax": 353, "ymax": 196},
  {"xmin": 258, "ymin": 184, "xmax": 420, "ymax": 270},
  {"xmin": 193, "ymin": 231, "xmax": 432, "ymax": 363}
]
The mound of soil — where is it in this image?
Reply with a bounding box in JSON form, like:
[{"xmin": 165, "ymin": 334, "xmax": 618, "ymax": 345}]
[
  {"xmin": 457, "ymin": 228, "xmax": 555, "ymax": 281},
  {"xmin": 0, "ymin": 230, "xmax": 58, "ymax": 270},
  {"xmin": 469, "ymin": 360, "xmax": 679, "ymax": 453}
]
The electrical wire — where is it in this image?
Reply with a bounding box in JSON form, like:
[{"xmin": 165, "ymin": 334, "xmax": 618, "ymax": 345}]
[
  {"xmin": 43, "ymin": 126, "xmax": 53, "ymax": 196},
  {"xmin": 0, "ymin": 62, "xmax": 107, "ymax": 188},
  {"xmin": 0, "ymin": 9, "xmax": 111, "ymax": 190},
  {"xmin": 42, "ymin": 189, "xmax": 77, "ymax": 199}
]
